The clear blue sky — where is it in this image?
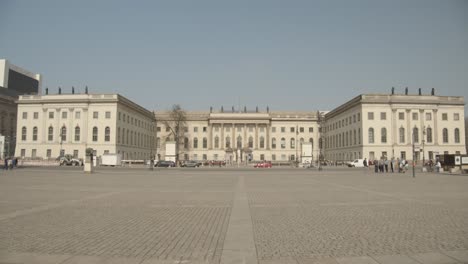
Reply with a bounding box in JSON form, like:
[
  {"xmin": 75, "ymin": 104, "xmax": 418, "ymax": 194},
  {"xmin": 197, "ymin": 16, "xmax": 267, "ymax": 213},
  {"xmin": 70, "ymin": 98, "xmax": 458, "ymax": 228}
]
[{"xmin": 1, "ymin": 0, "xmax": 467, "ymax": 113}]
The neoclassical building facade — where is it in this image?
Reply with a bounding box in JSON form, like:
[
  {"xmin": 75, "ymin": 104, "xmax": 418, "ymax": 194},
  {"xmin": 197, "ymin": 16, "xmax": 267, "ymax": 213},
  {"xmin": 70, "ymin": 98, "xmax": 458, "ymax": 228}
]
[
  {"xmin": 155, "ymin": 110, "xmax": 321, "ymax": 163},
  {"xmin": 14, "ymin": 94, "xmax": 155, "ymax": 160},
  {"xmin": 13, "ymin": 92, "xmax": 466, "ymax": 163},
  {"xmin": 324, "ymin": 94, "xmax": 466, "ymax": 162}
]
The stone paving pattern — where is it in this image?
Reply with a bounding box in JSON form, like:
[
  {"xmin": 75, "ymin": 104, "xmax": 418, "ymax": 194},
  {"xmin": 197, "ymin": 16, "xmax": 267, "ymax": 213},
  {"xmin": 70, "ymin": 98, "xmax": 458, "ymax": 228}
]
[{"xmin": 0, "ymin": 167, "xmax": 467, "ymax": 264}]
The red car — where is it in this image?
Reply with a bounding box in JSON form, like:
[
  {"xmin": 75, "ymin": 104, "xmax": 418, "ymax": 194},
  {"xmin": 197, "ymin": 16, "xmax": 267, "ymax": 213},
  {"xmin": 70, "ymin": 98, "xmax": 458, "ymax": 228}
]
[{"xmin": 254, "ymin": 161, "xmax": 272, "ymax": 168}]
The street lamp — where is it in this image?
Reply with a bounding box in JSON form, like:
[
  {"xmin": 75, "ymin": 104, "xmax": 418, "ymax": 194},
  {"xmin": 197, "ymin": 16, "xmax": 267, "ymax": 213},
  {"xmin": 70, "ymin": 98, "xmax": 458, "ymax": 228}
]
[
  {"xmin": 422, "ymin": 125, "xmax": 426, "ymax": 171},
  {"xmin": 149, "ymin": 111, "xmax": 156, "ymax": 170},
  {"xmin": 412, "ymin": 125, "xmax": 416, "ymax": 178}
]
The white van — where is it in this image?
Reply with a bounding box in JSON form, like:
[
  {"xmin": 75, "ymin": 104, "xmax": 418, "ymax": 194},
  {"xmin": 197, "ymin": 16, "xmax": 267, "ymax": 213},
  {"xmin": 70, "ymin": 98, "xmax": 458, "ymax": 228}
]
[{"xmin": 347, "ymin": 159, "xmax": 365, "ymax": 168}]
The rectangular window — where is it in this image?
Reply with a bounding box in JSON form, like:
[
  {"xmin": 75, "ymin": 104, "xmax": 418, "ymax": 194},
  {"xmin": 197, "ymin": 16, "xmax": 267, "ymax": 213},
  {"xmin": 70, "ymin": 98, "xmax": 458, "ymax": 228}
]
[
  {"xmin": 20, "ymin": 149, "xmax": 26, "ymax": 157},
  {"xmin": 22, "ymin": 112, "xmax": 27, "ymax": 119},
  {"xmin": 193, "ymin": 154, "xmax": 198, "ymax": 160},
  {"xmin": 272, "ymin": 127, "xmax": 276, "ymax": 133},
  {"xmin": 281, "ymin": 154, "xmax": 286, "ymax": 160},
  {"xmin": 62, "ymin": 111, "xmax": 67, "ymax": 119},
  {"xmin": 369, "ymin": 151, "xmax": 375, "ymax": 160},
  {"xmin": 32, "ymin": 149, "xmax": 37, "ymax": 158},
  {"xmin": 400, "ymin": 151, "xmax": 406, "ymax": 160},
  {"xmin": 412, "ymin": 112, "xmax": 418, "ymax": 120},
  {"xmin": 118, "ymin": 112, "xmax": 121, "ymax": 120},
  {"xmin": 353, "ymin": 115, "xmax": 356, "ymax": 123},
  {"xmin": 33, "ymin": 112, "xmax": 39, "ymax": 119},
  {"xmin": 300, "ymin": 127, "xmax": 304, "ymax": 133},
  {"xmin": 454, "ymin": 113, "xmax": 460, "ymax": 121},
  {"xmin": 166, "ymin": 127, "xmax": 170, "ymax": 132},
  {"xmin": 398, "ymin": 112, "xmax": 404, "ymax": 120},
  {"xmin": 46, "ymin": 149, "xmax": 52, "ymax": 158},
  {"xmin": 104, "ymin": 150, "xmax": 109, "ymax": 155},
  {"xmin": 357, "ymin": 113, "xmax": 361, "ymax": 121},
  {"xmin": 49, "ymin": 112, "xmax": 54, "ymax": 119},
  {"xmin": 290, "ymin": 127, "xmax": 295, "ymax": 133},
  {"xmin": 73, "ymin": 150, "xmax": 79, "ymax": 158},
  {"xmin": 272, "ymin": 154, "xmax": 276, "ymax": 161},
  {"xmin": 309, "ymin": 127, "xmax": 313, "ymax": 133},
  {"xmin": 105, "ymin": 111, "xmax": 111, "ymax": 119},
  {"xmin": 281, "ymin": 127, "xmax": 285, "ymax": 133},
  {"xmin": 194, "ymin": 127, "xmax": 198, "ymax": 132},
  {"xmin": 75, "ymin": 111, "xmax": 81, "ymax": 119},
  {"xmin": 203, "ymin": 127, "xmax": 207, "ymax": 132},
  {"xmin": 260, "ymin": 154, "xmax": 265, "ymax": 160},
  {"xmin": 425, "ymin": 112, "xmax": 432, "ymax": 121},
  {"xmin": 442, "ymin": 113, "xmax": 448, "ymax": 120},
  {"xmin": 93, "ymin": 111, "xmax": 98, "ymax": 119},
  {"xmin": 157, "ymin": 126, "xmax": 161, "ymax": 132},
  {"xmin": 380, "ymin": 112, "xmax": 386, "ymax": 120},
  {"xmin": 368, "ymin": 112, "xmax": 374, "ymax": 120},
  {"xmin": 202, "ymin": 154, "xmax": 207, "ymax": 160}
]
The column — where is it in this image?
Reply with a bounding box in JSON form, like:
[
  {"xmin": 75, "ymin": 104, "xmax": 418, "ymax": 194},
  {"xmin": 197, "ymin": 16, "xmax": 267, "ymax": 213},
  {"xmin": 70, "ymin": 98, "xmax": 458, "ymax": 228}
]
[
  {"xmin": 391, "ymin": 109, "xmax": 397, "ymax": 156},
  {"xmin": 231, "ymin": 123, "xmax": 235, "ymax": 148},
  {"xmin": 41, "ymin": 108, "xmax": 47, "ymax": 143},
  {"xmin": 255, "ymin": 124, "xmax": 259, "ymax": 149},
  {"xmin": 406, "ymin": 109, "xmax": 411, "ymax": 145},
  {"xmin": 221, "ymin": 123, "xmax": 224, "ymax": 148},
  {"xmin": 208, "ymin": 123, "xmax": 213, "ymax": 149},
  {"xmin": 55, "ymin": 108, "xmax": 61, "ymax": 143},
  {"xmin": 69, "ymin": 108, "xmax": 74, "ymax": 144},
  {"xmin": 266, "ymin": 123, "xmax": 270, "ymax": 150},
  {"xmin": 82, "ymin": 108, "xmax": 89, "ymax": 143},
  {"xmin": 243, "ymin": 124, "xmax": 247, "ymax": 148},
  {"xmin": 433, "ymin": 109, "xmax": 438, "ymax": 145}
]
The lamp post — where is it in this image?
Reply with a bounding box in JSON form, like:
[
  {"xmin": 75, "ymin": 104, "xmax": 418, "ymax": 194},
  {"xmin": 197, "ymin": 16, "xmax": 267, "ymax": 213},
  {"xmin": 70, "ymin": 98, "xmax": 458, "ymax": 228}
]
[
  {"xmin": 412, "ymin": 126, "xmax": 416, "ymax": 178},
  {"xmin": 422, "ymin": 125, "xmax": 426, "ymax": 171},
  {"xmin": 150, "ymin": 111, "xmax": 156, "ymax": 170}
]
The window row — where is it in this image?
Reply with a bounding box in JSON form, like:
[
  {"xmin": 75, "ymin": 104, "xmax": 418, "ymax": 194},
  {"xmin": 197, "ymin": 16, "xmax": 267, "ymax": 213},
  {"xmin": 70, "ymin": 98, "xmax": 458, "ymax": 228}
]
[
  {"xmin": 327, "ymin": 129, "xmax": 362, "ymax": 149},
  {"xmin": 394, "ymin": 111, "xmax": 460, "ymax": 121},
  {"xmin": 367, "ymin": 127, "xmax": 461, "ymax": 144},
  {"xmin": 327, "ymin": 113, "xmax": 361, "ymax": 132},
  {"xmin": 118, "ymin": 112, "xmax": 153, "ymax": 131},
  {"xmin": 20, "ymin": 126, "xmax": 111, "ymax": 142},
  {"xmin": 117, "ymin": 127, "xmax": 153, "ymax": 147},
  {"xmin": 156, "ymin": 126, "xmax": 315, "ymax": 133}
]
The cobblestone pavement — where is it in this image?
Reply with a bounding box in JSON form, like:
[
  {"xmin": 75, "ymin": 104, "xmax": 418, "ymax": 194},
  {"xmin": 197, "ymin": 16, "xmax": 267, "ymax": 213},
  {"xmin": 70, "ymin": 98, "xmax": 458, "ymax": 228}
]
[{"xmin": 0, "ymin": 167, "xmax": 467, "ymax": 264}]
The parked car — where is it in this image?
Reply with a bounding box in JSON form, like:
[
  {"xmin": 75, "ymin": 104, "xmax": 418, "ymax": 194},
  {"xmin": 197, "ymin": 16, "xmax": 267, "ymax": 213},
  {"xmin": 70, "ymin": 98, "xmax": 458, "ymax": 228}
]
[
  {"xmin": 300, "ymin": 161, "xmax": 315, "ymax": 168},
  {"xmin": 347, "ymin": 159, "xmax": 365, "ymax": 168},
  {"xmin": 254, "ymin": 161, "xmax": 272, "ymax": 168},
  {"xmin": 203, "ymin": 160, "xmax": 226, "ymax": 166},
  {"xmin": 59, "ymin": 154, "xmax": 83, "ymax": 166},
  {"xmin": 155, "ymin": 160, "xmax": 176, "ymax": 167},
  {"xmin": 182, "ymin": 160, "xmax": 202, "ymax": 167}
]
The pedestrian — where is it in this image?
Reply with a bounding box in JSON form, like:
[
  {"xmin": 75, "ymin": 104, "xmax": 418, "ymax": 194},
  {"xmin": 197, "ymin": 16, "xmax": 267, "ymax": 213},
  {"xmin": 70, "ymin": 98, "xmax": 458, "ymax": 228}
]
[
  {"xmin": 384, "ymin": 158, "xmax": 389, "ymax": 173},
  {"xmin": 363, "ymin": 158, "xmax": 368, "ymax": 168},
  {"xmin": 379, "ymin": 158, "xmax": 384, "ymax": 173},
  {"xmin": 435, "ymin": 159, "xmax": 441, "ymax": 173},
  {"xmin": 374, "ymin": 159, "xmax": 378, "ymax": 173},
  {"xmin": 3, "ymin": 158, "xmax": 7, "ymax": 170},
  {"xmin": 7, "ymin": 158, "xmax": 13, "ymax": 170},
  {"xmin": 390, "ymin": 157, "xmax": 394, "ymax": 173}
]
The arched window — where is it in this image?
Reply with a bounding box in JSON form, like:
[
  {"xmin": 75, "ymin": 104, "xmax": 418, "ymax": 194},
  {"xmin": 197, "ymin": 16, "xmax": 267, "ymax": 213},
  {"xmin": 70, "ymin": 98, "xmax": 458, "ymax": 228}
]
[
  {"xmin": 443, "ymin": 128, "xmax": 448, "ymax": 143},
  {"xmin": 454, "ymin": 128, "xmax": 460, "ymax": 143},
  {"xmin": 75, "ymin": 126, "xmax": 80, "ymax": 142},
  {"xmin": 21, "ymin": 126, "xmax": 27, "ymax": 141},
  {"xmin": 368, "ymin": 128, "xmax": 374, "ymax": 144},
  {"xmin": 225, "ymin": 136, "xmax": 231, "ymax": 148},
  {"xmin": 248, "ymin": 136, "xmax": 253, "ymax": 148},
  {"xmin": 184, "ymin": 137, "xmax": 189, "ymax": 149},
  {"xmin": 426, "ymin": 127, "xmax": 432, "ymax": 143},
  {"xmin": 237, "ymin": 136, "xmax": 242, "ymax": 148},
  {"xmin": 271, "ymin": 137, "xmax": 277, "ymax": 149},
  {"xmin": 381, "ymin": 128, "xmax": 387, "ymax": 143},
  {"xmin": 260, "ymin": 136, "xmax": 265, "ymax": 148},
  {"xmin": 290, "ymin": 138, "xmax": 295, "ymax": 149},
  {"xmin": 203, "ymin": 137, "xmax": 207, "ymax": 149},
  {"xmin": 399, "ymin": 127, "xmax": 405, "ymax": 143},
  {"xmin": 61, "ymin": 126, "xmax": 67, "ymax": 141},
  {"xmin": 280, "ymin": 137, "xmax": 286, "ymax": 149},
  {"xmin": 48, "ymin": 126, "xmax": 53, "ymax": 141},
  {"xmin": 32, "ymin": 127, "xmax": 38, "ymax": 141},
  {"xmin": 193, "ymin": 137, "xmax": 198, "ymax": 148},
  {"xmin": 105, "ymin": 127, "xmax": 110, "ymax": 142},
  {"xmin": 93, "ymin": 127, "xmax": 98, "ymax": 142},
  {"xmin": 413, "ymin": 127, "xmax": 419, "ymax": 143},
  {"xmin": 214, "ymin": 136, "xmax": 219, "ymax": 148}
]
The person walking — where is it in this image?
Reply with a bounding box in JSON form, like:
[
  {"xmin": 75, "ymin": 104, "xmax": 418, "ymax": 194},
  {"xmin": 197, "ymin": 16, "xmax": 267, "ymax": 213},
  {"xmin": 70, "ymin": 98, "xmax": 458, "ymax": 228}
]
[
  {"xmin": 374, "ymin": 159, "xmax": 379, "ymax": 173},
  {"xmin": 390, "ymin": 157, "xmax": 394, "ymax": 173},
  {"xmin": 363, "ymin": 158, "xmax": 368, "ymax": 168},
  {"xmin": 384, "ymin": 158, "xmax": 389, "ymax": 173},
  {"xmin": 3, "ymin": 158, "xmax": 7, "ymax": 170},
  {"xmin": 379, "ymin": 158, "xmax": 384, "ymax": 173}
]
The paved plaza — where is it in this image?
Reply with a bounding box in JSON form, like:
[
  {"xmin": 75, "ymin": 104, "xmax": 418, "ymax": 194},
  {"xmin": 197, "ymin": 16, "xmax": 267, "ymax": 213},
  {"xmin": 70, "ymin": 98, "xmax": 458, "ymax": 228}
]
[{"xmin": 0, "ymin": 166, "xmax": 467, "ymax": 264}]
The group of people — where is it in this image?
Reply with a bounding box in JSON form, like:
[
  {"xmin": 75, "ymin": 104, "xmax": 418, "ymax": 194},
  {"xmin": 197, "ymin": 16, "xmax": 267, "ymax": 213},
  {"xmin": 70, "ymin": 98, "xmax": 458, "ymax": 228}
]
[
  {"xmin": 2, "ymin": 157, "xmax": 18, "ymax": 170},
  {"xmin": 362, "ymin": 157, "xmax": 442, "ymax": 173},
  {"xmin": 363, "ymin": 157, "xmax": 409, "ymax": 173}
]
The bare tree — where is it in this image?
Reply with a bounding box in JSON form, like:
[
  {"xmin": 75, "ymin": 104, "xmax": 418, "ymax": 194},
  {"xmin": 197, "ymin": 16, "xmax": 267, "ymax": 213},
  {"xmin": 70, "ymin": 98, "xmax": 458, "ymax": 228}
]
[{"xmin": 161, "ymin": 104, "xmax": 187, "ymax": 166}]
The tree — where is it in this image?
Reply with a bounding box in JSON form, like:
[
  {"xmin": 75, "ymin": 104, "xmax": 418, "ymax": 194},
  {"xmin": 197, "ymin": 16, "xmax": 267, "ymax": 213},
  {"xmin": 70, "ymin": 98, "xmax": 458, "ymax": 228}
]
[{"xmin": 161, "ymin": 104, "xmax": 187, "ymax": 166}]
